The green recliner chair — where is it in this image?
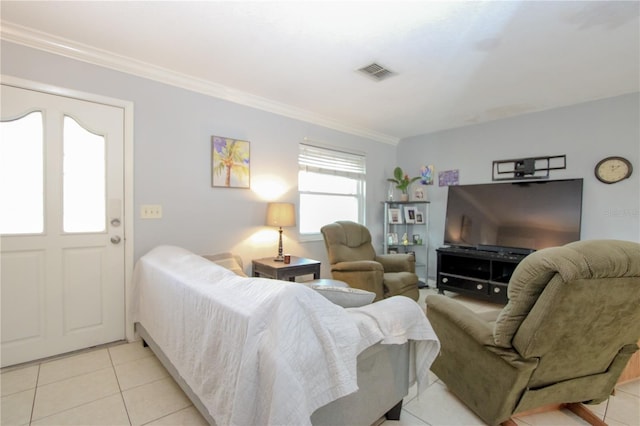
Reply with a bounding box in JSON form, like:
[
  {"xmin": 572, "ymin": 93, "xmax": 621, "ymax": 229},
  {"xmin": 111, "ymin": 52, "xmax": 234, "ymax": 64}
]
[
  {"xmin": 426, "ymin": 239, "xmax": 640, "ymax": 426},
  {"xmin": 320, "ymin": 221, "xmax": 419, "ymax": 301}
]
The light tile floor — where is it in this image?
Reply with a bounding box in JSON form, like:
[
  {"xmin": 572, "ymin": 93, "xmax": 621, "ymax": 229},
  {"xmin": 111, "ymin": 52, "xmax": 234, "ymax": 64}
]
[{"xmin": 1, "ymin": 289, "xmax": 638, "ymax": 425}]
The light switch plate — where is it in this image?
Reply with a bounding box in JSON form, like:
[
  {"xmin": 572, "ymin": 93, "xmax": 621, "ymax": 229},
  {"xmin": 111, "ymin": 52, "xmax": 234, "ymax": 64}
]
[{"xmin": 140, "ymin": 204, "xmax": 162, "ymax": 219}]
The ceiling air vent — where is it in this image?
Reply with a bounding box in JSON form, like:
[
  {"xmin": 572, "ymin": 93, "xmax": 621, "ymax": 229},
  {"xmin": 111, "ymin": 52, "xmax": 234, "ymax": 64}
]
[{"xmin": 357, "ymin": 63, "xmax": 395, "ymax": 81}]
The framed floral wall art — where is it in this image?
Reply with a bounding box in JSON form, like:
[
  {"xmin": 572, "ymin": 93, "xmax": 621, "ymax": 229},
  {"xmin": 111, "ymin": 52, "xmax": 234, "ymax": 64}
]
[{"xmin": 211, "ymin": 135, "xmax": 250, "ymax": 188}]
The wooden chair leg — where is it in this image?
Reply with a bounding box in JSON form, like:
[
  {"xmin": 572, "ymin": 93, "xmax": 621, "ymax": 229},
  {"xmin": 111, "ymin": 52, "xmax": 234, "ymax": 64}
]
[
  {"xmin": 503, "ymin": 403, "xmax": 606, "ymax": 426},
  {"xmin": 564, "ymin": 403, "xmax": 607, "ymax": 426}
]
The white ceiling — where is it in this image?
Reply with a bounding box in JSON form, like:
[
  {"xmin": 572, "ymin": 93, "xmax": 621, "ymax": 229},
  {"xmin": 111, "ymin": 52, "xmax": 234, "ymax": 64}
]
[{"xmin": 2, "ymin": 1, "xmax": 639, "ymax": 144}]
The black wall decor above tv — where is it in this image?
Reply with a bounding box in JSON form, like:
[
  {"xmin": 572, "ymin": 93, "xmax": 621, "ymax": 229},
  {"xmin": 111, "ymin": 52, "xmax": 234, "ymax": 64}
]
[{"xmin": 443, "ymin": 179, "xmax": 583, "ymax": 254}]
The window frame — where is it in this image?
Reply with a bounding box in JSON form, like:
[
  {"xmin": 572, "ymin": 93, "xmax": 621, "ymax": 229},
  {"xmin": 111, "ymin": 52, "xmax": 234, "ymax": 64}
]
[{"xmin": 298, "ymin": 143, "xmax": 366, "ymax": 241}]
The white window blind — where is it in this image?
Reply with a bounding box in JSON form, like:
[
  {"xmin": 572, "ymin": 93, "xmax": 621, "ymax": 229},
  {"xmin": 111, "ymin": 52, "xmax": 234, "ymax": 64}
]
[
  {"xmin": 299, "ymin": 144, "xmax": 366, "ymax": 179},
  {"xmin": 298, "ymin": 143, "xmax": 366, "ymax": 237}
]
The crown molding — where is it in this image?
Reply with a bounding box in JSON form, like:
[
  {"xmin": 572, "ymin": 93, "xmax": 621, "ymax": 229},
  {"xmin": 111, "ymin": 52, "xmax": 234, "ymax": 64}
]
[{"xmin": 1, "ymin": 21, "xmax": 399, "ymax": 145}]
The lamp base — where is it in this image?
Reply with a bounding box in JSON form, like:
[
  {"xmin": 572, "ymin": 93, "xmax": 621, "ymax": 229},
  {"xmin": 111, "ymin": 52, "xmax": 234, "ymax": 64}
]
[{"xmin": 274, "ymin": 227, "xmax": 285, "ymax": 261}]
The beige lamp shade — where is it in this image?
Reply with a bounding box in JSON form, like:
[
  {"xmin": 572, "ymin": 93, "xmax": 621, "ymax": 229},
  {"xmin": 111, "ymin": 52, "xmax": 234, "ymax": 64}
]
[
  {"xmin": 266, "ymin": 203, "xmax": 295, "ymax": 261},
  {"xmin": 266, "ymin": 203, "xmax": 296, "ymax": 228}
]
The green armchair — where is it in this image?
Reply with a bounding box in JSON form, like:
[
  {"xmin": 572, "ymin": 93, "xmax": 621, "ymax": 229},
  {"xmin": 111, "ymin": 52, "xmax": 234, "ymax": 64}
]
[
  {"xmin": 426, "ymin": 239, "xmax": 640, "ymax": 425},
  {"xmin": 321, "ymin": 221, "xmax": 419, "ymax": 301}
]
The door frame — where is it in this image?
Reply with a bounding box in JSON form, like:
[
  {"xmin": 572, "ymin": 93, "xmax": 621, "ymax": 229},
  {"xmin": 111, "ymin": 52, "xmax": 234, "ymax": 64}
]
[{"xmin": 1, "ymin": 75, "xmax": 137, "ymax": 343}]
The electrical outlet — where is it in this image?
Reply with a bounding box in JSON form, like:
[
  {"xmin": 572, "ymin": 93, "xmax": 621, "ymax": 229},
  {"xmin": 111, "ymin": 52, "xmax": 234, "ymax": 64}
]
[{"xmin": 140, "ymin": 204, "xmax": 162, "ymax": 219}]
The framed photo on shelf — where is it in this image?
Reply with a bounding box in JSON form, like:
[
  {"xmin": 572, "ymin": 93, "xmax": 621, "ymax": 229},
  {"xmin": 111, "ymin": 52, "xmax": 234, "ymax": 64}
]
[
  {"xmin": 387, "ymin": 232, "xmax": 398, "ymax": 245},
  {"xmin": 404, "ymin": 206, "xmax": 416, "ymax": 224},
  {"xmin": 388, "ymin": 208, "xmax": 403, "ymax": 224},
  {"xmin": 415, "ymin": 211, "xmax": 425, "ymax": 224},
  {"xmin": 413, "ymin": 234, "xmax": 421, "ymax": 244}
]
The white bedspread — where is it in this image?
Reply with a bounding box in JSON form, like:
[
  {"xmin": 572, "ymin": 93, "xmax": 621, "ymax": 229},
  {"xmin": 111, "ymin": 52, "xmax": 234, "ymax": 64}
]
[{"xmin": 132, "ymin": 246, "xmax": 439, "ymax": 426}]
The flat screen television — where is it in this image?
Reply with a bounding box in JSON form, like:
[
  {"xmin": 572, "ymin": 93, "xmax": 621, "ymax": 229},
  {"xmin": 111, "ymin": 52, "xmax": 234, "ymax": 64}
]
[{"xmin": 444, "ymin": 179, "xmax": 583, "ymax": 254}]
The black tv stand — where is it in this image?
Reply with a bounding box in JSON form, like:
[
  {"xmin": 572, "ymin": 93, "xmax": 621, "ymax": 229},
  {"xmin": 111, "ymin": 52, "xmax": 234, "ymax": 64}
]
[
  {"xmin": 436, "ymin": 246, "xmax": 529, "ymax": 304},
  {"xmin": 477, "ymin": 244, "xmax": 534, "ymax": 256}
]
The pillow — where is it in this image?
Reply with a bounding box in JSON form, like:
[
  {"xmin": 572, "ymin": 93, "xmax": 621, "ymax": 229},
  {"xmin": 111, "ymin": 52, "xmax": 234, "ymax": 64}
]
[
  {"xmin": 305, "ymin": 283, "xmax": 375, "ymax": 308},
  {"xmin": 202, "ymin": 253, "xmax": 247, "ymax": 277}
]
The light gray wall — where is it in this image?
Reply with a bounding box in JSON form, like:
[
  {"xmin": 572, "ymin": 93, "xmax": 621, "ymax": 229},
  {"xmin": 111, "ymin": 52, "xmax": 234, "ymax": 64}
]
[
  {"xmin": 1, "ymin": 41, "xmax": 397, "ymax": 277},
  {"xmin": 398, "ymin": 93, "xmax": 640, "ymax": 277},
  {"xmin": 4, "ymin": 41, "xmax": 638, "ymax": 281}
]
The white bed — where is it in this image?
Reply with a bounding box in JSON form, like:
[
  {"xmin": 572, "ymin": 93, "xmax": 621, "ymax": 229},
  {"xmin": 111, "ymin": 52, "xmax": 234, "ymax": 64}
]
[{"xmin": 132, "ymin": 246, "xmax": 440, "ymax": 425}]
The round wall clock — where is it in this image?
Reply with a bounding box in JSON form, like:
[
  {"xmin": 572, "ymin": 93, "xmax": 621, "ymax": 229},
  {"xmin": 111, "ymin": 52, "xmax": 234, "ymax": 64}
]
[{"xmin": 594, "ymin": 156, "xmax": 633, "ymax": 184}]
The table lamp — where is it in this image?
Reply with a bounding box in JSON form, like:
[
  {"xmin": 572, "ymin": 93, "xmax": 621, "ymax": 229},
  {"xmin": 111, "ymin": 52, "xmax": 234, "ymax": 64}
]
[{"xmin": 266, "ymin": 202, "xmax": 296, "ymax": 261}]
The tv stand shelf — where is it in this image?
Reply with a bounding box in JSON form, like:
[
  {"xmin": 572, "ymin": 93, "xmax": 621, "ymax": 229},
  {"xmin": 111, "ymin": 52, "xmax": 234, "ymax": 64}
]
[{"xmin": 436, "ymin": 247, "xmax": 528, "ymax": 304}]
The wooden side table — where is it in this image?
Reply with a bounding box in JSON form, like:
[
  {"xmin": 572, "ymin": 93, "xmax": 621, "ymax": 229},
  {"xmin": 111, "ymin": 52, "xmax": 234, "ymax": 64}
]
[{"xmin": 252, "ymin": 256, "xmax": 320, "ymax": 281}]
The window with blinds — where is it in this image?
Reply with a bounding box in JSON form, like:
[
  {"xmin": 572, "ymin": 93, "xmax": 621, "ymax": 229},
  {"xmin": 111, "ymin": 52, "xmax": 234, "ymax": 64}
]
[{"xmin": 298, "ymin": 143, "xmax": 366, "ymax": 238}]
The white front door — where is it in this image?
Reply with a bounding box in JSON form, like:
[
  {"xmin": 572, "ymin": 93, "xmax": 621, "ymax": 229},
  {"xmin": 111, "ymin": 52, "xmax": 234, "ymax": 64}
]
[{"xmin": 1, "ymin": 84, "xmax": 125, "ymax": 367}]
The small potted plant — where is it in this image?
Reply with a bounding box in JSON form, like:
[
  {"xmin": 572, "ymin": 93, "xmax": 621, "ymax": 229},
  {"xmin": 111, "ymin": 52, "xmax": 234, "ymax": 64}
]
[{"xmin": 387, "ymin": 167, "xmax": 420, "ymax": 201}]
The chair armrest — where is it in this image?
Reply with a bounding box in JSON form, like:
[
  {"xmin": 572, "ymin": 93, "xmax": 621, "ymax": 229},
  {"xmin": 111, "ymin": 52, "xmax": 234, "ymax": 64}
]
[
  {"xmin": 426, "ymin": 295, "xmax": 495, "ymax": 346},
  {"xmin": 375, "ymin": 254, "xmax": 415, "ymax": 273},
  {"xmin": 330, "ymin": 261, "xmax": 385, "ymax": 300},
  {"xmin": 426, "ymin": 295, "xmax": 530, "ymax": 363},
  {"xmin": 332, "ymin": 260, "xmax": 384, "ymax": 272}
]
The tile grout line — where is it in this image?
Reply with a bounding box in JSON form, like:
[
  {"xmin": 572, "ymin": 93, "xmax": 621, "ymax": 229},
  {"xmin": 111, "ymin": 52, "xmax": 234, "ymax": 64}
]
[
  {"xmin": 29, "ymin": 361, "xmax": 121, "ymax": 423},
  {"xmin": 600, "ymin": 397, "xmax": 611, "ymax": 425},
  {"xmin": 108, "ymin": 346, "xmax": 134, "ymax": 425},
  {"xmin": 28, "ymin": 363, "xmax": 41, "ymax": 426},
  {"xmin": 28, "ymin": 391, "xmax": 126, "ymax": 425},
  {"xmin": 24, "ymin": 343, "xmax": 146, "ymax": 426}
]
